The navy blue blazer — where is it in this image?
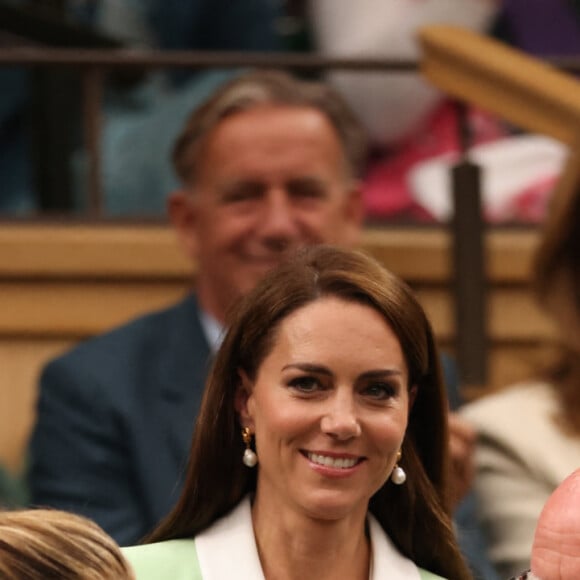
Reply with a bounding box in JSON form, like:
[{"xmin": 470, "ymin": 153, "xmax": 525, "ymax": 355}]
[{"xmin": 28, "ymin": 295, "xmax": 211, "ymax": 545}]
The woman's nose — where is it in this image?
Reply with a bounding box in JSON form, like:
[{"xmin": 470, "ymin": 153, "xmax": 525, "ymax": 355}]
[{"xmin": 320, "ymin": 395, "xmax": 362, "ymax": 440}]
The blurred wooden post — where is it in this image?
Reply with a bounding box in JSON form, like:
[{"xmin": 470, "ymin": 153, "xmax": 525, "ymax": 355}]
[
  {"xmin": 82, "ymin": 66, "xmax": 104, "ymax": 215},
  {"xmin": 451, "ymin": 102, "xmax": 488, "ymax": 387},
  {"xmin": 30, "ymin": 66, "xmax": 78, "ymax": 210}
]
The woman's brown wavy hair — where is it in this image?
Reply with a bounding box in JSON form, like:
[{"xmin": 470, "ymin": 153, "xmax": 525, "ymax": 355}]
[{"xmin": 534, "ymin": 150, "xmax": 580, "ymax": 435}]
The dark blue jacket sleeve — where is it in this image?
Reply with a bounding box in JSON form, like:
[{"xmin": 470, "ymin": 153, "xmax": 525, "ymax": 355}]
[{"xmin": 27, "ymin": 357, "xmax": 150, "ymax": 545}]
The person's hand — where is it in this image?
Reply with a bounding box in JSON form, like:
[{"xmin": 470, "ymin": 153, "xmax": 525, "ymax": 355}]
[
  {"xmin": 530, "ymin": 469, "xmax": 580, "ymax": 580},
  {"xmin": 448, "ymin": 412, "xmax": 476, "ymax": 509}
]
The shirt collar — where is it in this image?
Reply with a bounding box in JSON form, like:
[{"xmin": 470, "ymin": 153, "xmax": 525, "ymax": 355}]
[{"xmin": 198, "ymin": 308, "xmax": 225, "ymax": 353}]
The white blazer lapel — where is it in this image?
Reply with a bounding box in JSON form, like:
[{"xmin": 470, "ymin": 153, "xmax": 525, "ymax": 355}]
[
  {"xmin": 195, "ymin": 498, "xmax": 265, "ymax": 580},
  {"xmin": 368, "ymin": 514, "xmax": 421, "ymax": 580}
]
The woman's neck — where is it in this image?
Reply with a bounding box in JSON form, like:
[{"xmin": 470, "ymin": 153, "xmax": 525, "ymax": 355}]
[{"xmin": 250, "ymin": 495, "xmax": 371, "ymax": 580}]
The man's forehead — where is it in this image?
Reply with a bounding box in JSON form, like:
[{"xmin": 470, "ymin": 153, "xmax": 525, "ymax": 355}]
[
  {"xmin": 210, "ymin": 104, "xmax": 338, "ymax": 141},
  {"xmin": 197, "ymin": 110, "xmax": 347, "ymax": 174}
]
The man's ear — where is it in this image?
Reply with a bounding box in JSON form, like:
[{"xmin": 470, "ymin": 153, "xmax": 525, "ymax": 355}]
[
  {"xmin": 167, "ymin": 189, "xmax": 199, "ymax": 262},
  {"xmin": 235, "ymin": 370, "xmax": 255, "ymax": 429}
]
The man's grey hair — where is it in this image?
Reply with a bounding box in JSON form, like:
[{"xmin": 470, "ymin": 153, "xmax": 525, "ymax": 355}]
[{"xmin": 172, "ymin": 70, "xmax": 369, "ymax": 185}]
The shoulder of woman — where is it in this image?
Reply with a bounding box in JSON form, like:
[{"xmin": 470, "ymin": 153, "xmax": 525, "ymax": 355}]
[
  {"xmin": 418, "ymin": 569, "xmax": 448, "ymax": 580},
  {"xmin": 122, "ymin": 539, "xmax": 202, "ymax": 580}
]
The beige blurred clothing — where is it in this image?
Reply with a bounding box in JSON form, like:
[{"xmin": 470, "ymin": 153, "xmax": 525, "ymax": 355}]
[{"xmin": 461, "ymin": 381, "xmax": 580, "ymax": 579}]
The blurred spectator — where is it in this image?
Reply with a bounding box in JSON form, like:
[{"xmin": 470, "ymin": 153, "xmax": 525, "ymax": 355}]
[
  {"xmin": 309, "ymin": 0, "xmax": 505, "ymax": 222},
  {"xmin": 0, "ymin": 0, "xmax": 286, "ymax": 214},
  {"xmin": 309, "ymin": 0, "xmax": 572, "ymax": 224},
  {"xmin": 529, "ymin": 468, "xmax": 580, "ymax": 580},
  {"xmin": 0, "ymin": 508, "xmax": 134, "ymax": 579},
  {"xmin": 510, "ymin": 468, "xmax": 580, "ymax": 580},
  {"xmin": 462, "ymin": 152, "xmax": 580, "ymax": 578}
]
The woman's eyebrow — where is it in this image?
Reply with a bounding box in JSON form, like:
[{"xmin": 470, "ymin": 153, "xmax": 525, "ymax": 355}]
[
  {"xmin": 281, "ymin": 365, "xmax": 405, "ymax": 381},
  {"xmin": 282, "ymin": 363, "xmax": 332, "ymax": 376},
  {"xmin": 358, "ymin": 369, "xmax": 404, "ymax": 380}
]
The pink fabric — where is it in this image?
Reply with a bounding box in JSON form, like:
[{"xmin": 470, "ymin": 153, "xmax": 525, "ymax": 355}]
[
  {"xmin": 489, "ymin": 175, "xmax": 558, "ymax": 223},
  {"xmin": 363, "ymin": 100, "xmax": 510, "ymax": 221}
]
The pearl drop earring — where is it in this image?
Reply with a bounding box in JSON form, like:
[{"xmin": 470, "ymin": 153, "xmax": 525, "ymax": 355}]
[
  {"xmin": 242, "ymin": 427, "xmax": 258, "ymax": 468},
  {"xmin": 391, "ymin": 449, "xmax": 406, "ymax": 485}
]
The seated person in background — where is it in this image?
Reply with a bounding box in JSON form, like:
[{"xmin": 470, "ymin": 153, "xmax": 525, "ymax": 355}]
[
  {"xmin": 0, "ymin": 0, "xmax": 286, "ymax": 214},
  {"xmin": 28, "ymin": 69, "xmax": 487, "ymax": 576},
  {"xmin": 311, "ymin": 0, "xmax": 572, "ymax": 225},
  {"xmin": 529, "ymin": 468, "xmax": 580, "ymax": 580},
  {"xmin": 0, "ymin": 508, "xmax": 134, "ymax": 579},
  {"xmin": 309, "ymin": 0, "xmax": 508, "ymax": 223},
  {"xmin": 123, "ymin": 245, "xmax": 472, "ymax": 580},
  {"xmin": 511, "ymin": 469, "xmax": 580, "ymax": 580},
  {"xmin": 462, "ymin": 154, "xmax": 580, "ymax": 578}
]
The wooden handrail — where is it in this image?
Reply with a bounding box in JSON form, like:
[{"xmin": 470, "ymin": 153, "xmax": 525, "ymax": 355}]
[
  {"xmin": 1, "ymin": 46, "xmax": 579, "ymax": 72},
  {"xmin": 0, "ymin": 222, "xmax": 539, "ymax": 283},
  {"xmin": 0, "ymin": 48, "xmax": 418, "ymax": 70}
]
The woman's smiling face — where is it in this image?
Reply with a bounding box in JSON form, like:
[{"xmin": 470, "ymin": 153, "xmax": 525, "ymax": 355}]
[{"xmin": 236, "ymin": 296, "xmax": 413, "ymax": 523}]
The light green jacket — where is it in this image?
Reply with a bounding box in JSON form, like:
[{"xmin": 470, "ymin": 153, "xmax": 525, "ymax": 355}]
[
  {"xmin": 123, "ymin": 499, "xmax": 447, "ymax": 580},
  {"xmin": 124, "ymin": 539, "xmax": 445, "ymax": 579}
]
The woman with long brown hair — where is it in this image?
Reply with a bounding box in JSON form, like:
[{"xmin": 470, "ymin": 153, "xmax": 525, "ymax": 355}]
[{"xmin": 123, "ymin": 245, "xmax": 471, "ymax": 579}]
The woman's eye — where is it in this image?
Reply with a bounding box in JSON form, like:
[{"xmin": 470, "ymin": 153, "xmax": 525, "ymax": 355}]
[
  {"xmin": 288, "ymin": 376, "xmax": 320, "ymax": 392},
  {"xmin": 362, "ymin": 383, "xmax": 396, "ymax": 400}
]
